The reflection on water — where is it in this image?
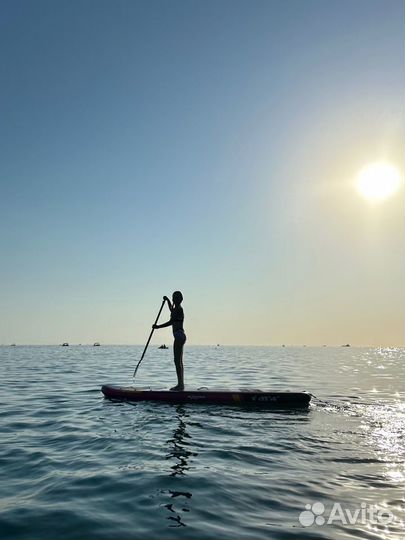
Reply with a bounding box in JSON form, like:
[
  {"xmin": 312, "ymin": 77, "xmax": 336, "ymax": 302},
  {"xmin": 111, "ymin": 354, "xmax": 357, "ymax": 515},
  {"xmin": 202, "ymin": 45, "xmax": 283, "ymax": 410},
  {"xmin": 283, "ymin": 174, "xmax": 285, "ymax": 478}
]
[
  {"xmin": 162, "ymin": 491, "xmax": 192, "ymax": 528},
  {"xmin": 162, "ymin": 405, "xmax": 196, "ymax": 527},
  {"xmin": 360, "ymin": 399, "xmax": 405, "ymax": 491},
  {"xmin": 165, "ymin": 406, "xmax": 196, "ymax": 477}
]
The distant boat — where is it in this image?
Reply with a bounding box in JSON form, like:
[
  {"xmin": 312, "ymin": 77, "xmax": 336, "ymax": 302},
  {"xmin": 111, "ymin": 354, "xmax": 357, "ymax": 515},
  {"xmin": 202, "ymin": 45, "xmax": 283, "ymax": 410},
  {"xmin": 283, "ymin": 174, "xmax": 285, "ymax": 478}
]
[
  {"xmin": 93, "ymin": 342, "xmax": 100, "ymax": 347},
  {"xmin": 10, "ymin": 344, "xmax": 16, "ymax": 347},
  {"xmin": 62, "ymin": 343, "xmax": 69, "ymax": 347},
  {"xmin": 158, "ymin": 344, "xmax": 168, "ymax": 349},
  {"xmin": 341, "ymin": 344, "xmax": 351, "ymax": 347}
]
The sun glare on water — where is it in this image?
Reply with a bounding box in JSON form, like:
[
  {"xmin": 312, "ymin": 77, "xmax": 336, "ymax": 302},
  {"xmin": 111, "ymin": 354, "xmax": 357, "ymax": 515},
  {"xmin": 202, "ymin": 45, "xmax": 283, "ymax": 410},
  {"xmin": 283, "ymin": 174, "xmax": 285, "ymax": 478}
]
[{"xmin": 356, "ymin": 162, "xmax": 401, "ymax": 201}]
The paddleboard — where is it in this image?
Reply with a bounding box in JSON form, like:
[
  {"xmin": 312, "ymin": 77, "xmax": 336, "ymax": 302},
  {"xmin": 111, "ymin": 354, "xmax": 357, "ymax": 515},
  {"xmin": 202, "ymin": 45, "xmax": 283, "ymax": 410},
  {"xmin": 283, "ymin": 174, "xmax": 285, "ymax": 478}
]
[{"xmin": 101, "ymin": 385, "xmax": 311, "ymax": 407}]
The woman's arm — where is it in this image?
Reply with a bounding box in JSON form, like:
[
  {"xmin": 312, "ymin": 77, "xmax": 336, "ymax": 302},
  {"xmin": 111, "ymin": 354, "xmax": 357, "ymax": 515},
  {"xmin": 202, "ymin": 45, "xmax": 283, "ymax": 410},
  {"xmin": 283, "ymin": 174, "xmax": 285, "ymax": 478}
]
[
  {"xmin": 163, "ymin": 296, "xmax": 173, "ymax": 312},
  {"xmin": 153, "ymin": 320, "xmax": 172, "ymax": 330},
  {"xmin": 153, "ymin": 297, "xmax": 176, "ymax": 328}
]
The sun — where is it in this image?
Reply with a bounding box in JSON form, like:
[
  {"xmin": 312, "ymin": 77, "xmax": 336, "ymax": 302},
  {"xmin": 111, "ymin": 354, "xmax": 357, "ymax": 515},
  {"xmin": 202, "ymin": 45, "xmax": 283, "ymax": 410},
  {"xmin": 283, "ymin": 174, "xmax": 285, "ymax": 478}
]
[{"xmin": 356, "ymin": 162, "xmax": 401, "ymax": 201}]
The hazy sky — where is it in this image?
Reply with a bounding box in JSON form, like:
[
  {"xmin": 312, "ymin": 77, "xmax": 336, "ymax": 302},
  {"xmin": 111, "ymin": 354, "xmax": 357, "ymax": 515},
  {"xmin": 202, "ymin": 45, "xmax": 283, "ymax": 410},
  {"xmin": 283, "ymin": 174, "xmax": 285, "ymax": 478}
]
[{"xmin": 1, "ymin": 0, "xmax": 404, "ymax": 346}]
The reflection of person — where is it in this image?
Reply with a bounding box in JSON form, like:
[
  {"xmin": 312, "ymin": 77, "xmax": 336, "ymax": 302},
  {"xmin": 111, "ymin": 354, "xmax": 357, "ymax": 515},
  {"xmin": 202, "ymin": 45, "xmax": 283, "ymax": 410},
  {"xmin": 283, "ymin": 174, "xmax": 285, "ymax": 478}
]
[
  {"xmin": 167, "ymin": 405, "xmax": 192, "ymax": 477},
  {"xmin": 153, "ymin": 291, "xmax": 186, "ymax": 391},
  {"xmin": 163, "ymin": 406, "xmax": 194, "ymax": 527}
]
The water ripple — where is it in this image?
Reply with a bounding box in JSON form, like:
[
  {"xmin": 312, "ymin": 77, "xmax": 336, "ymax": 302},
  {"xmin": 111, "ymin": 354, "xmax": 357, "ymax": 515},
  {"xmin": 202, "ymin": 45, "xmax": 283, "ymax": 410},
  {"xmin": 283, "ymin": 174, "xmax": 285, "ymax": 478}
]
[{"xmin": 0, "ymin": 345, "xmax": 403, "ymax": 539}]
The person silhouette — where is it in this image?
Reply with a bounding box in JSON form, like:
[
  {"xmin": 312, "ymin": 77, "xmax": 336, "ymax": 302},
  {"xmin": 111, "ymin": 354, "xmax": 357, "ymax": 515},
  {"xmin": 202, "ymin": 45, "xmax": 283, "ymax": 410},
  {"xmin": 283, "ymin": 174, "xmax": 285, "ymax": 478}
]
[{"xmin": 153, "ymin": 291, "xmax": 186, "ymax": 391}]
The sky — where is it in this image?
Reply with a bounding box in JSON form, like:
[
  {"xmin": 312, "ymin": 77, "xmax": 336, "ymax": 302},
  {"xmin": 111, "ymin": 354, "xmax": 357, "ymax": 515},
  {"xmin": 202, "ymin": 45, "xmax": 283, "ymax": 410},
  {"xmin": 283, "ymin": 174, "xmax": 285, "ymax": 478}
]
[{"xmin": 0, "ymin": 0, "xmax": 404, "ymax": 346}]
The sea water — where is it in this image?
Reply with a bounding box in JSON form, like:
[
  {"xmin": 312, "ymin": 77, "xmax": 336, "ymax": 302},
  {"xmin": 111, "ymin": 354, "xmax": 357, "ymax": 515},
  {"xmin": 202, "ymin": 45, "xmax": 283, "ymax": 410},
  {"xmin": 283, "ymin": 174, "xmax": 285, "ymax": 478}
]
[{"xmin": 0, "ymin": 345, "xmax": 403, "ymax": 539}]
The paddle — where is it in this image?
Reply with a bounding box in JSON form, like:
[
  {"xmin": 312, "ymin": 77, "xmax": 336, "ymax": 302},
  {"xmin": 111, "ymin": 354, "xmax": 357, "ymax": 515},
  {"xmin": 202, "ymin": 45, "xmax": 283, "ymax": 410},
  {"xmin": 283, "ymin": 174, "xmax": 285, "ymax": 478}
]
[{"xmin": 133, "ymin": 298, "xmax": 166, "ymax": 379}]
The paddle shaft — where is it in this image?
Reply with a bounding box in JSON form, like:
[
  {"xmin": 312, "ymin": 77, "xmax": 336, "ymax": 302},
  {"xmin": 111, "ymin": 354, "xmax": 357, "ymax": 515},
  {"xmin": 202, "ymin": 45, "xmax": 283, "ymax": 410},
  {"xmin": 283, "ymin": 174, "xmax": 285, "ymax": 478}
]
[{"xmin": 133, "ymin": 299, "xmax": 166, "ymax": 378}]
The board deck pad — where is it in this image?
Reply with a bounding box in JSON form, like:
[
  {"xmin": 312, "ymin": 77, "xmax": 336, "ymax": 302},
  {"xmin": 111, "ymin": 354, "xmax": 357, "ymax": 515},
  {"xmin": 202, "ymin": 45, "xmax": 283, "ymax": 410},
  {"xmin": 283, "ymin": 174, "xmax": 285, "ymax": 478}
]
[{"xmin": 101, "ymin": 385, "xmax": 311, "ymax": 407}]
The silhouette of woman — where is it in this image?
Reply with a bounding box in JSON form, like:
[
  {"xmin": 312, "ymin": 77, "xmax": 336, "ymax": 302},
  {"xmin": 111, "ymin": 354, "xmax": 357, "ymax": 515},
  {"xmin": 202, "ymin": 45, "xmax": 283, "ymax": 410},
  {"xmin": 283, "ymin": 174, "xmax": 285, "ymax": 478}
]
[{"xmin": 153, "ymin": 291, "xmax": 186, "ymax": 390}]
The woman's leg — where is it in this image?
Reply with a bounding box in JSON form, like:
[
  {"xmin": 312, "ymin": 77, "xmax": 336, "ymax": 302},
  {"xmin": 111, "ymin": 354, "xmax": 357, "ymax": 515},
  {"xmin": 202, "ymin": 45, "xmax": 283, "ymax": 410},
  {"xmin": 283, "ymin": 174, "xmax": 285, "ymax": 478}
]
[{"xmin": 173, "ymin": 337, "xmax": 185, "ymax": 389}]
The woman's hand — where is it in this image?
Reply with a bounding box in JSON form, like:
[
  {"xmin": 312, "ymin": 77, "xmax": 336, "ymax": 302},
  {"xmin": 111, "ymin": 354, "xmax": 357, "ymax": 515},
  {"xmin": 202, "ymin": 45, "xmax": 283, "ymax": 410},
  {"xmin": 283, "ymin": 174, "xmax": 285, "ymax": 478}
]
[
  {"xmin": 163, "ymin": 296, "xmax": 169, "ymax": 303},
  {"xmin": 152, "ymin": 324, "xmax": 160, "ymax": 330}
]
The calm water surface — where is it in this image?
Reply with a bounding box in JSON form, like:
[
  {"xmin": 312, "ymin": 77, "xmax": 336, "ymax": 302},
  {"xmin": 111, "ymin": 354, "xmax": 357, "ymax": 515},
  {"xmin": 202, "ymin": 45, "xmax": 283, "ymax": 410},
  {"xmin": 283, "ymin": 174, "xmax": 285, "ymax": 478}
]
[{"xmin": 0, "ymin": 345, "xmax": 404, "ymax": 539}]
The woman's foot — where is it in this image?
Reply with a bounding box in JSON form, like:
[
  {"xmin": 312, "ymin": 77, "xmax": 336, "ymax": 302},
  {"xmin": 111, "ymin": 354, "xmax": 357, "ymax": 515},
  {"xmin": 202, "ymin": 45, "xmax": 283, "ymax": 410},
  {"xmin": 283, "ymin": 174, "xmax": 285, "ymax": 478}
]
[{"xmin": 170, "ymin": 384, "xmax": 184, "ymax": 391}]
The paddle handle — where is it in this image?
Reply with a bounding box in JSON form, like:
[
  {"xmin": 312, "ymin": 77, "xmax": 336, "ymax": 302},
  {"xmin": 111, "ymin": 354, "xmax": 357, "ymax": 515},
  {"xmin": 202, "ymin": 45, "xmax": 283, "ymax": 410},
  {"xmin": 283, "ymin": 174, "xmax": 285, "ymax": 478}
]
[{"xmin": 133, "ymin": 298, "xmax": 166, "ymax": 378}]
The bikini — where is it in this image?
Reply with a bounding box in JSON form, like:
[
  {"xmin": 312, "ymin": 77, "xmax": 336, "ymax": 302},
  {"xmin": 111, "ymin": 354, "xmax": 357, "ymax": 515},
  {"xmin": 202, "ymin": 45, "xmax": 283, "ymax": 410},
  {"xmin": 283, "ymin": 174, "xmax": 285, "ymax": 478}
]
[
  {"xmin": 172, "ymin": 308, "xmax": 186, "ymax": 341},
  {"xmin": 173, "ymin": 328, "xmax": 186, "ymax": 341}
]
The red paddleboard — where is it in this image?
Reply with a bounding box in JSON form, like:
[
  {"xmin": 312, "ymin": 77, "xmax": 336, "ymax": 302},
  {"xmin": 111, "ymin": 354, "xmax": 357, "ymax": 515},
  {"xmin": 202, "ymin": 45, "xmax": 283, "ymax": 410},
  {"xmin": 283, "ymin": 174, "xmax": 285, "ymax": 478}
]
[{"xmin": 101, "ymin": 385, "xmax": 311, "ymax": 407}]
